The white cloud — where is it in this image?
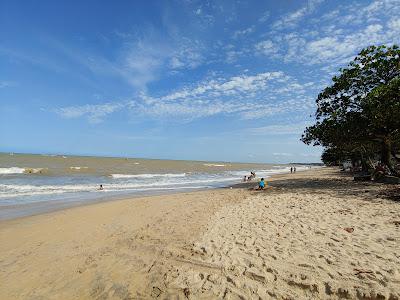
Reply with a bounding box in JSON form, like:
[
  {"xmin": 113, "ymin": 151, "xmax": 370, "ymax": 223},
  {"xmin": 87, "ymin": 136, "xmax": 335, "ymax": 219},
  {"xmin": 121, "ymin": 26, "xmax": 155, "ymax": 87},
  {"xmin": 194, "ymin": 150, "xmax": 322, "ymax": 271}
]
[
  {"xmin": 296, "ymin": 22, "xmax": 396, "ymax": 65},
  {"xmin": 169, "ymin": 38, "xmax": 204, "ymax": 70},
  {"xmin": 233, "ymin": 26, "xmax": 255, "ymax": 38},
  {"xmin": 388, "ymin": 18, "xmax": 400, "ymax": 31},
  {"xmin": 129, "ymin": 71, "xmax": 315, "ymax": 121},
  {"xmin": 225, "ymin": 50, "xmax": 242, "ymax": 63},
  {"xmin": 55, "ymin": 103, "xmax": 124, "ymax": 123},
  {"xmin": 117, "ymin": 34, "xmax": 205, "ymax": 88},
  {"xmin": 272, "ymin": 152, "xmax": 293, "ymax": 156},
  {"xmin": 158, "ymin": 71, "xmax": 285, "ymax": 102},
  {"xmin": 43, "ymin": 30, "xmax": 205, "ymax": 90},
  {"xmin": 320, "ymin": 0, "xmax": 400, "ymax": 27},
  {"xmin": 55, "ymin": 71, "xmax": 317, "ymax": 123},
  {"xmin": 192, "ymin": 4, "xmax": 215, "ymax": 27},
  {"xmin": 123, "ymin": 41, "xmax": 166, "ymax": 89},
  {"xmin": 257, "ymin": 0, "xmax": 400, "ymax": 70},
  {"xmin": 258, "ymin": 11, "xmax": 270, "ymax": 23},
  {"xmin": 247, "ymin": 122, "xmax": 311, "ymax": 136},
  {"xmin": 240, "ymin": 96, "xmax": 315, "ymax": 120},
  {"xmin": 273, "ymin": 0, "xmax": 324, "ymax": 29},
  {"xmin": 300, "ymin": 153, "xmax": 321, "ymax": 157},
  {"xmin": 170, "ymin": 57, "xmax": 185, "ymax": 69},
  {"xmin": 255, "ymin": 40, "xmax": 277, "ymax": 56},
  {"xmin": 223, "ymin": 43, "xmax": 251, "ymax": 63}
]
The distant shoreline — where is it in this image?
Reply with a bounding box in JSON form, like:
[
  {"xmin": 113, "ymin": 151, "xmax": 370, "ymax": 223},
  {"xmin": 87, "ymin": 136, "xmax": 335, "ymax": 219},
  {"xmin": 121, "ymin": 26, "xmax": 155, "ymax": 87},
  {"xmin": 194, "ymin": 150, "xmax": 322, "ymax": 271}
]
[{"xmin": 1, "ymin": 151, "xmax": 322, "ymax": 165}]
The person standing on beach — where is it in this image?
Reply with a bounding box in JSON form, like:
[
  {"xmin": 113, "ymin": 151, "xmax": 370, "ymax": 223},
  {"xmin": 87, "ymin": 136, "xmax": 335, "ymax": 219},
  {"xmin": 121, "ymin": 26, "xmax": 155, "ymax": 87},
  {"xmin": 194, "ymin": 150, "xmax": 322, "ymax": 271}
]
[
  {"xmin": 290, "ymin": 167, "xmax": 293, "ymax": 173},
  {"xmin": 294, "ymin": 167, "xmax": 296, "ymax": 173}
]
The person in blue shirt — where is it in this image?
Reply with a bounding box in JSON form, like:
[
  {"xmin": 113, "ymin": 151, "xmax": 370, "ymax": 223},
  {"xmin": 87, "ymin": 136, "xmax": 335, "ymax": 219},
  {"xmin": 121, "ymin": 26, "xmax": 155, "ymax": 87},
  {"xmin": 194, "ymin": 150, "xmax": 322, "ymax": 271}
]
[{"xmin": 258, "ymin": 178, "xmax": 265, "ymax": 190}]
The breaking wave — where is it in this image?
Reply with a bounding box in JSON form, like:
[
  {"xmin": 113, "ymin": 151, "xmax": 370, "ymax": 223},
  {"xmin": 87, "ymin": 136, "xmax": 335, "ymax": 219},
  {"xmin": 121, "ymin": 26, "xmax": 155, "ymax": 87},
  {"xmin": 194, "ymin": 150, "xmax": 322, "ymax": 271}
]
[
  {"xmin": 111, "ymin": 173, "xmax": 186, "ymax": 179},
  {"xmin": 0, "ymin": 167, "xmax": 26, "ymax": 175},
  {"xmin": 0, "ymin": 167, "xmax": 48, "ymax": 175}
]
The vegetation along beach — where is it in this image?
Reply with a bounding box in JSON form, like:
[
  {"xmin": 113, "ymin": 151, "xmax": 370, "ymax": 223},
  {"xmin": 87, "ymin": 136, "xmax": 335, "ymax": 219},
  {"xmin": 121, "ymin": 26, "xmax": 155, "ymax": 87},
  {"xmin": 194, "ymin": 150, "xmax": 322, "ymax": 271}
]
[{"xmin": 1, "ymin": 0, "xmax": 399, "ymax": 299}]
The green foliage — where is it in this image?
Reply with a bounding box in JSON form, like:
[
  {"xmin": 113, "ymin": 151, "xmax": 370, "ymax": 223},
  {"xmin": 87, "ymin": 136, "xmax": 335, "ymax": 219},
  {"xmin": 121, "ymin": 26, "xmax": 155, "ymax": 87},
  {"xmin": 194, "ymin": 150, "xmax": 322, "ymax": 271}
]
[
  {"xmin": 315, "ymin": 45, "xmax": 400, "ymax": 120},
  {"xmin": 364, "ymin": 77, "xmax": 400, "ymax": 138},
  {"xmin": 321, "ymin": 148, "xmax": 348, "ymax": 166},
  {"xmin": 302, "ymin": 45, "xmax": 400, "ymax": 172}
]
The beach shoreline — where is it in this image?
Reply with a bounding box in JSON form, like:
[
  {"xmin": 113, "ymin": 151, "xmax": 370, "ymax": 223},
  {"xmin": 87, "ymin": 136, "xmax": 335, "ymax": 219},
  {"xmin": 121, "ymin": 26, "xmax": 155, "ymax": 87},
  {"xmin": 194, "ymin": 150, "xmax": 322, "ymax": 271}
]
[
  {"xmin": 0, "ymin": 184, "xmax": 224, "ymax": 222},
  {"xmin": 0, "ymin": 166, "xmax": 317, "ymax": 222},
  {"xmin": 1, "ymin": 167, "xmax": 399, "ymax": 299}
]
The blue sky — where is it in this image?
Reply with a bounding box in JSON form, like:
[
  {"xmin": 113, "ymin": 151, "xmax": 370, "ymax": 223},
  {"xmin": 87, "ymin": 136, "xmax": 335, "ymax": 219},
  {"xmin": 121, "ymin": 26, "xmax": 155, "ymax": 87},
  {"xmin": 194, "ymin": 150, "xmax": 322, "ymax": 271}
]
[{"xmin": 1, "ymin": 0, "xmax": 399, "ymax": 163}]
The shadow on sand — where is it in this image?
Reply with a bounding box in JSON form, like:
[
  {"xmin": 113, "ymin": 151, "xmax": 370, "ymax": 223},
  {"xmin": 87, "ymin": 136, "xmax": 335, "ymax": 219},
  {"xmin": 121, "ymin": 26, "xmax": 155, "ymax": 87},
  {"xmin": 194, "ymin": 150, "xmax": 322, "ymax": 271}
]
[{"xmin": 231, "ymin": 170, "xmax": 398, "ymax": 202}]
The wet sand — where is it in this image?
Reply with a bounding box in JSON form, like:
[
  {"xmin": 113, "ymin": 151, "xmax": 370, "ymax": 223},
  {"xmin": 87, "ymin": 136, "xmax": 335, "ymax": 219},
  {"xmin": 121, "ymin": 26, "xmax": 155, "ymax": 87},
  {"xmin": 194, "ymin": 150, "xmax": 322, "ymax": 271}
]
[{"xmin": 1, "ymin": 167, "xmax": 399, "ymax": 299}]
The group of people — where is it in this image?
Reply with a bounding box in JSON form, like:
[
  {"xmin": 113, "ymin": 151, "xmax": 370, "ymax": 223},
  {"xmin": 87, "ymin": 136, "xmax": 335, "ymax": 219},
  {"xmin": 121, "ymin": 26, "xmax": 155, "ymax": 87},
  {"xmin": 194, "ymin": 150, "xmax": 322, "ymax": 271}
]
[
  {"xmin": 243, "ymin": 171, "xmax": 256, "ymax": 182},
  {"xmin": 290, "ymin": 166, "xmax": 297, "ymax": 173},
  {"xmin": 243, "ymin": 171, "xmax": 267, "ymax": 190}
]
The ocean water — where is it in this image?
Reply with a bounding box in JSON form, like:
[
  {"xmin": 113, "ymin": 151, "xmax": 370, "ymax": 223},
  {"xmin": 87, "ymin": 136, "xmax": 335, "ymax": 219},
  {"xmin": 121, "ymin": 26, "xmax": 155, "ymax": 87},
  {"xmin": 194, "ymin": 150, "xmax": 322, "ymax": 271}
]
[{"xmin": 0, "ymin": 153, "xmax": 312, "ymax": 219}]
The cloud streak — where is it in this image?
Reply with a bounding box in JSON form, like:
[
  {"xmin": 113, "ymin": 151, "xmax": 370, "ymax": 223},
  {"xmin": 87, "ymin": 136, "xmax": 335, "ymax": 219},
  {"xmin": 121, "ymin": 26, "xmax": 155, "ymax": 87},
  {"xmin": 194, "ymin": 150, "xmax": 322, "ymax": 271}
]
[
  {"xmin": 55, "ymin": 103, "xmax": 124, "ymax": 124},
  {"xmin": 246, "ymin": 122, "xmax": 312, "ymax": 136},
  {"xmin": 43, "ymin": 1, "xmax": 400, "ymax": 129},
  {"xmin": 272, "ymin": 0, "xmax": 324, "ymax": 30},
  {"xmin": 55, "ymin": 71, "xmax": 317, "ymax": 123},
  {"xmin": 257, "ymin": 0, "xmax": 400, "ymax": 71}
]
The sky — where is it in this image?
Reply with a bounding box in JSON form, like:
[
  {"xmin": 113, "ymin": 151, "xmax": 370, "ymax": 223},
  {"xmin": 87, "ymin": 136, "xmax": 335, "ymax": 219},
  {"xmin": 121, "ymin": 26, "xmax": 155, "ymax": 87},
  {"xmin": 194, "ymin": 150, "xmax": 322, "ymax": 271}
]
[{"xmin": 1, "ymin": 0, "xmax": 399, "ymax": 163}]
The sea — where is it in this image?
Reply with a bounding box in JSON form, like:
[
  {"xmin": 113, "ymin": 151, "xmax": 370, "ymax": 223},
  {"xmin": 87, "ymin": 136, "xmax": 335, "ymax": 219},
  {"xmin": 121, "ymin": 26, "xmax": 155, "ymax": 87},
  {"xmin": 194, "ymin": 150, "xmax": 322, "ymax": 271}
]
[{"xmin": 0, "ymin": 153, "xmax": 314, "ymax": 220}]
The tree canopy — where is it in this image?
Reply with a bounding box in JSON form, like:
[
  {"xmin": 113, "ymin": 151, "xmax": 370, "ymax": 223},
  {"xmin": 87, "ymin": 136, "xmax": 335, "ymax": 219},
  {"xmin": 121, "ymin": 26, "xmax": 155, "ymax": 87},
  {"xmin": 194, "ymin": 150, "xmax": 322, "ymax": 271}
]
[{"xmin": 302, "ymin": 45, "xmax": 400, "ymax": 174}]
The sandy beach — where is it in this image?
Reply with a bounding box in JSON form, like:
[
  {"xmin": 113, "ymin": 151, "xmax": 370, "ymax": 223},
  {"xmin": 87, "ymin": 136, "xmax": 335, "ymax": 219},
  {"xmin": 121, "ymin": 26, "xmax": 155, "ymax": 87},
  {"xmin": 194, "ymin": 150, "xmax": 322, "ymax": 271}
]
[{"xmin": 1, "ymin": 167, "xmax": 399, "ymax": 299}]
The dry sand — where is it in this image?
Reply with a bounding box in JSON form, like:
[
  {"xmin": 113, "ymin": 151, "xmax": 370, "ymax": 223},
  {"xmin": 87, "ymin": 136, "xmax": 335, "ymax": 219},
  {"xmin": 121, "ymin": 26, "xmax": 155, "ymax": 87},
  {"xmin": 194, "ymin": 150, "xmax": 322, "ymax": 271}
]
[{"xmin": 1, "ymin": 168, "xmax": 399, "ymax": 299}]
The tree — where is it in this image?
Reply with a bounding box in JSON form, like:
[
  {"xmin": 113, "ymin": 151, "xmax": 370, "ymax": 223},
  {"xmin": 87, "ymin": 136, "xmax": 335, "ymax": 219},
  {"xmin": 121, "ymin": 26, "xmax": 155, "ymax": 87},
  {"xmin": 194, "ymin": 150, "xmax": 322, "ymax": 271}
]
[
  {"xmin": 363, "ymin": 77, "xmax": 400, "ymax": 167},
  {"xmin": 321, "ymin": 147, "xmax": 348, "ymax": 166},
  {"xmin": 302, "ymin": 45, "xmax": 400, "ymax": 175}
]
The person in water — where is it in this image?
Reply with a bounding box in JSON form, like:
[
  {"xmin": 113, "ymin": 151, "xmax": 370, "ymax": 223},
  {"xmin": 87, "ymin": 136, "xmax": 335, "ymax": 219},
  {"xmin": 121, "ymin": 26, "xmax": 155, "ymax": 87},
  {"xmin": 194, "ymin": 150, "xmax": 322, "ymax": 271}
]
[
  {"xmin": 257, "ymin": 178, "xmax": 265, "ymax": 190},
  {"xmin": 247, "ymin": 171, "xmax": 256, "ymax": 181},
  {"xmin": 99, "ymin": 184, "xmax": 104, "ymax": 190}
]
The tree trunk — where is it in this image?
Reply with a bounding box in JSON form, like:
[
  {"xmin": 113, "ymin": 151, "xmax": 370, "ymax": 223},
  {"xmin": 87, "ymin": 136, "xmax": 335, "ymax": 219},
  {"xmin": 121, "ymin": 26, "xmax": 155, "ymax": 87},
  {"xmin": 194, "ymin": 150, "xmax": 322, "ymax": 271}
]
[
  {"xmin": 351, "ymin": 156, "xmax": 357, "ymax": 170},
  {"xmin": 382, "ymin": 137, "xmax": 399, "ymax": 176},
  {"xmin": 360, "ymin": 151, "xmax": 368, "ymax": 173}
]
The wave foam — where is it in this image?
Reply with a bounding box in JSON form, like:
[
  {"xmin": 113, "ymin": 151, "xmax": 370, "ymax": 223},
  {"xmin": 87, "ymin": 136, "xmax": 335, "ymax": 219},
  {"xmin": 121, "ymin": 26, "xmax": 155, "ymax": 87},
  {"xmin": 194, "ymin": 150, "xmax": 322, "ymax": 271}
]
[
  {"xmin": 0, "ymin": 167, "xmax": 48, "ymax": 175},
  {"xmin": 24, "ymin": 168, "xmax": 48, "ymax": 174},
  {"xmin": 204, "ymin": 164, "xmax": 226, "ymax": 167},
  {"xmin": 0, "ymin": 166, "xmax": 321, "ymax": 203},
  {"xmin": 111, "ymin": 173, "xmax": 186, "ymax": 179},
  {"xmin": 0, "ymin": 167, "xmax": 25, "ymax": 175}
]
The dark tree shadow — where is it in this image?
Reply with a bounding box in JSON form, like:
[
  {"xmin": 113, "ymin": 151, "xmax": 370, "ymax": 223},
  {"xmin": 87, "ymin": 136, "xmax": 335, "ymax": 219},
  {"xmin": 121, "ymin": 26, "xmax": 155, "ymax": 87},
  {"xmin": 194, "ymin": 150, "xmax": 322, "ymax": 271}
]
[{"xmin": 230, "ymin": 170, "xmax": 398, "ymax": 202}]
